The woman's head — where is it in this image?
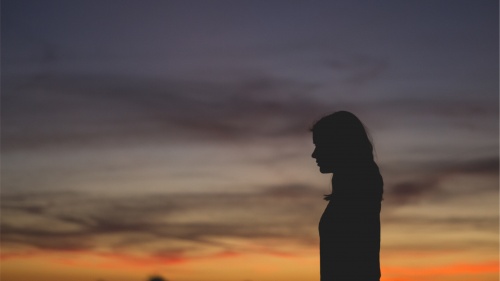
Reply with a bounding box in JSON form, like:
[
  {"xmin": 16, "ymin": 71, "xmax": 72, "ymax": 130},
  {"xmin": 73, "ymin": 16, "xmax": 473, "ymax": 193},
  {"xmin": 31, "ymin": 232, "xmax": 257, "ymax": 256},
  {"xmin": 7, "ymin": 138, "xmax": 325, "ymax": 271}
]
[{"xmin": 311, "ymin": 111, "xmax": 374, "ymax": 174}]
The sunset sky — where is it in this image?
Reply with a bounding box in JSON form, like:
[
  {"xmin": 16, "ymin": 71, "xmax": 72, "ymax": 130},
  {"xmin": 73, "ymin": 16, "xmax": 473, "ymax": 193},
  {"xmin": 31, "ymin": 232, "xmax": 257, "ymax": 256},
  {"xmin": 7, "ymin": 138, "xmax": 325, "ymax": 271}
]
[{"xmin": 1, "ymin": 1, "xmax": 499, "ymax": 281}]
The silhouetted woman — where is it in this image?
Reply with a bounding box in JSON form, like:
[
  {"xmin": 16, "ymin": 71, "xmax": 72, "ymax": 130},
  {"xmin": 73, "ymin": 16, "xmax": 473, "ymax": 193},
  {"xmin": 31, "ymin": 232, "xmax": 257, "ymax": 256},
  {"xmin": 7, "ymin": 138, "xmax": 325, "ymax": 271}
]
[{"xmin": 311, "ymin": 111, "xmax": 383, "ymax": 281}]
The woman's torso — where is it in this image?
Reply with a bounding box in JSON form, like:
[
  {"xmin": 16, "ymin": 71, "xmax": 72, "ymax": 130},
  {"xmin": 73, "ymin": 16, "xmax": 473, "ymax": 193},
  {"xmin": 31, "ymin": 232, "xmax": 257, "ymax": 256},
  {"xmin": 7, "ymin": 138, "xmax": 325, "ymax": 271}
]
[{"xmin": 319, "ymin": 179, "xmax": 382, "ymax": 281}]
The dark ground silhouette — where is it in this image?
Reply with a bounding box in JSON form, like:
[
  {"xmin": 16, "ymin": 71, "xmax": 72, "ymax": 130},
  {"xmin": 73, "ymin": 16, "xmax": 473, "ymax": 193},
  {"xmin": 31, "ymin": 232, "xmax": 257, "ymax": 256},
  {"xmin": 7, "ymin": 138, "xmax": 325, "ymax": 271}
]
[
  {"xmin": 148, "ymin": 275, "xmax": 167, "ymax": 281},
  {"xmin": 97, "ymin": 275, "xmax": 168, "ymax": 281}
]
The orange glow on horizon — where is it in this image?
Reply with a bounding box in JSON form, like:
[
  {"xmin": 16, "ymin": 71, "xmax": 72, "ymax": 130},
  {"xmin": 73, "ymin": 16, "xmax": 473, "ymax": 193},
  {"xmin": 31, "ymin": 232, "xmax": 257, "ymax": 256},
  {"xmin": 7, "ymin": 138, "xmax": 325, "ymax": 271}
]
[{"xmin": 1, "ymin": 249, "xmax": 498, "ymax": 281}]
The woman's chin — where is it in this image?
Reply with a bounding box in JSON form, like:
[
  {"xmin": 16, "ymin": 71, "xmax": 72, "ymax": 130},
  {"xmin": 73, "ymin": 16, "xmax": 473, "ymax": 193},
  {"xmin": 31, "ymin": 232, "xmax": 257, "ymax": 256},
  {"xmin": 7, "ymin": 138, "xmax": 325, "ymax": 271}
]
[{"xmin": 319, "ymin": 166, "xmax": 334, "ymax": 174}]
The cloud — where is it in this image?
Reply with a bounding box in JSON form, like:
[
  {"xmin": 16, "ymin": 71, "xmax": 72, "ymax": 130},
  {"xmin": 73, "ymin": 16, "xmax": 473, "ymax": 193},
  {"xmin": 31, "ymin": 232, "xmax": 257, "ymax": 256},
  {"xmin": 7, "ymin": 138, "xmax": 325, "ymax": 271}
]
[
  {"xmin": 2, "ymin": 73, "xmax": 333, "ymax": 151},
  {"xmin": 384, "ymin": 156, "xmax": 498, "ymax": 205},
  {"xmin": 0, "ymin": 184, "xmax": 324, "ymax": 256},
  {"xmin": 441, "ymin": 157, "xmax": 499, "ymax": 175},
  {"xmin": 386, "ymin": 180, "xmax": 436, "ymax": 204},
  {"xmin": 3, "ymin": 63, "xmax": 496, "ymax": 153},
  {"xmin": 2, "ymin": 153, "xmax": 498, "ymax": 260},
  {"xmin": 383, "ymin": 215, "xmax": 498, "ymax": 231}
]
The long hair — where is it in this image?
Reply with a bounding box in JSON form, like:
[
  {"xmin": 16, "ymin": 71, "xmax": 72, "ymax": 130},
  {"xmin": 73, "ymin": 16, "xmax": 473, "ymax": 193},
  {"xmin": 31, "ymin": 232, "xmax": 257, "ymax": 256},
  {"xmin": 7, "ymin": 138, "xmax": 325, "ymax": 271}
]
[{"xmin": 310, "ymin": 111, "xmax": 383, "ymax": 201}]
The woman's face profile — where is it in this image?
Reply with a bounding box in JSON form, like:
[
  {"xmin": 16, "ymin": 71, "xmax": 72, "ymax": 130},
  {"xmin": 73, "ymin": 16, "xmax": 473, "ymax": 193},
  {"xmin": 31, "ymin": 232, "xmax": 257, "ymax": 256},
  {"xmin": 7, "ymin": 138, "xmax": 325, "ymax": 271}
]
[{"xmin": 311, "ymin": 131, "xmax": 338, "ymax": 174}]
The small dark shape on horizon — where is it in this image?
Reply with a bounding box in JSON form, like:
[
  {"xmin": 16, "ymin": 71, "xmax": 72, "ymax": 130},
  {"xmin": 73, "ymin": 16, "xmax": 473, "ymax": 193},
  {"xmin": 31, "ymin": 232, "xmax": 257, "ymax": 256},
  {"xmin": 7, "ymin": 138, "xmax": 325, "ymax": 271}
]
[{"xmin": 148, "ymin": 275, "xmax": 167, "ymax": 281}]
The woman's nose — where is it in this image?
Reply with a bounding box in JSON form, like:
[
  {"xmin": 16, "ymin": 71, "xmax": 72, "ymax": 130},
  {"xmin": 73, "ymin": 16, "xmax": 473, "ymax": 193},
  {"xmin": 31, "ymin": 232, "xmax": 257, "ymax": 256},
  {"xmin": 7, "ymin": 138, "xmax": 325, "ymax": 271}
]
[{"xmin": 311, "ymin": 148, "xmax": 317, "ymax": 159}]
